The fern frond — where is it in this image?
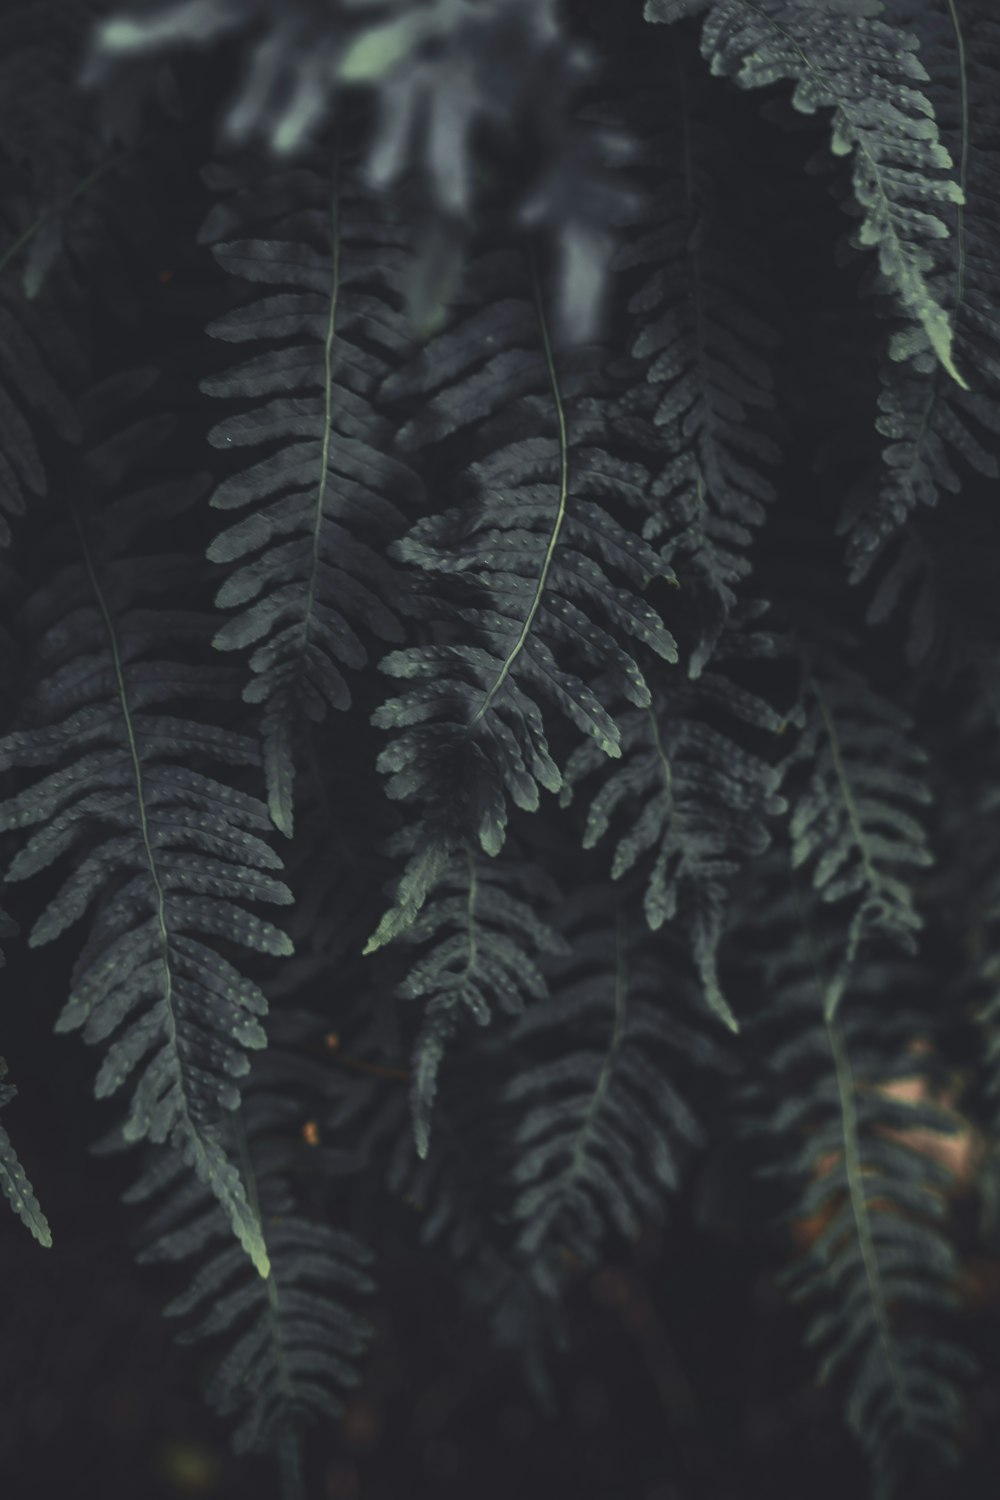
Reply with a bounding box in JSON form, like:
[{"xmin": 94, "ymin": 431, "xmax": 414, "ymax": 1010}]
[
  {"xmin": 560, "ymin": 618, "xmax": 786, "ymax": 1031},
  {"xmin": 610, "ymin": 79, "xmax": 781, "ymax": 677},
  {"xmin": 646, "ymin": 0, "xmax": 965, "ymax": 387},
  {"xmin": 840, "ymin": 3, "xmax": 1000, "ymax": 585},
  {"xmin": 643, "ymin": 1, "xmax": 711, "ymax": 18},
  {"xmin": 386, "ymin": 1024, "xmax": 508, "ymax": 1261},
  {"xmin": 200, "ymin": 156, "xmax": 421, "ymax": 838},
  {"xmin": 936, "ymin": 701, "xmax": 1000, "ymax": 1140},
  {"xmin": 0, "ymin": 377, "xmax": 293, "ymax": 1275},
  {"xmin": 0, "ymin": 1059, "xmax": 51, "ymax": 1250},
  {"xmin": 124, "ymin": 1058, "xmax": 374, "ymax": 1481},
  {"xmin": 738, "ymin": 870, "xmax": 975, "ymax": 1498},
  {"xmin": 381, "ymin": 1019, "xmax": 569, "ymax": 1408},
  {"xmin": 368, "ymin": 251, "xmax": 677, "ymax": 946},
  {"xmin": 784, "ymin": 644, "xmax": 932, "ymax": 1021},
  {"xmin": 504, "ymin": 898, "xmax": 726, "ymax": 1292},
  {"xmin": 0, "ymin": 906, "xmax": 51, "ymax": 1248},
  {"xmin": 381, "ymin": 844, "xmax": 567, "ymax": 1158}
]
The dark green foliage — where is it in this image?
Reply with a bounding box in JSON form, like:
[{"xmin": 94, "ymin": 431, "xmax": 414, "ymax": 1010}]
[
  {"xmin": 201, "ymin": 155, "xmax": 422, "ymax": 837},
  {"xmin": 5, "ymin": 5, "xmax": 1000, "ymax": 1499},
  {"xmin": 0, "ymin": 906, "xmax": 51, "ymax": 1247},
  {"xmin": 504, "ymin": 900, "xmax": 726, "ymax": 1284},
  {"xmin": 0, "ymin": 1053, "xmax": 50, "ymax": 1248},
  {"xmin": 367, "ymin": 250, "xmax": 678, "ymax": 958},
  {"xmin": 736, "ymin": 867, "xmax": 977, "ymax": 1499},
  {"xmin": 842, "ymin": 2, "xmax": 1000, "ymax": 594},
  {"xmin": 934, "ymin": 694, "xmax": 1000, "ymax": 1124},
  {"xmin": 124, "ymin": 1046, "xmax": 375, "ymax": 1475},
  {"xmin": 0, "ymin": 375, "xmax": 293, "ymax": 1274},
  {"xmin": 386, "ymin": 1032, "xmax": 505, "ymax": 1260},
  {"xmin": 648, "ymin": 0, "xmax": 965, "ymax": 385},
  {"xmin": 783, "ymin": 639, "xmax": 933, "ymax": 1021},
  {"xmin": 385, "ymin": 849, "xmax": 567, "ymax": 1157},
  {"xmin": 560, "ymin": 616, "xmax": 786, "ymax": 1029},
  {"xmin": 610, "ymin": 83, "xmax": 781, "ymax": 677}
]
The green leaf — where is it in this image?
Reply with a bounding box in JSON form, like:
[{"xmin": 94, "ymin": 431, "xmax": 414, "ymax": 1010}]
[
  {"xmin": 338, "ymin": 14, "xmax": 433, "ymax": 83},
  {"xmin": 0, "ymin": 1070, "xmax": 52, "ymax": 1248}
]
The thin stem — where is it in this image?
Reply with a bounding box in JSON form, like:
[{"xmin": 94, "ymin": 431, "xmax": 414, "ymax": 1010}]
[
  {"xmin": 946, "ymin": 0, "xmax": 968, "ymax": 308},
  {"xmin": 234, "ymin": 1112, "xmax": 302, "ymax": 1483},
  {"xmin": 468, "ymin": 257, "xmax": 568, "ymax": 726}
]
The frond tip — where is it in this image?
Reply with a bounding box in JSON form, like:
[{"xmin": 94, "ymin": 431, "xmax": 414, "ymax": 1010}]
[
  {"xmin": 388, "ymin": 847, "xmax": 567, "ymax": 1159},
  {"xmin": 0, "ymin": 1056, "xmax": 52, "ymax": 1248},
  {"xmin": 647, "ymin": 0, "xmax": 967, "ymax": 388},
  {"xmin": 127, "ymin": 1086, "xmax": 375, "ymax": 1466},
  {"xmin": 0, "ymin": 376, "xmax": 294, "ymax": 1275}
]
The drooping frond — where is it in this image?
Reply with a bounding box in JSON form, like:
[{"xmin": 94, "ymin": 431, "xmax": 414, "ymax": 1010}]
[
  {"xmin": 735, "ymin": 865, "xmax": 975, "ymax": 1499},
  {"xmin": 0, "ymin": 1053, "xmax": 51, "ymax": 1249},
  {"xmin": 200, "ymin": 153, "xmax": 422, "ymax": 837},
  {"xmin": 386, "ymin": 1023, "xmax": 508, "ymax": 1263},
  {"xmin": 560, "ymin": 612, "xmax": 786, "ymax": 1030},
  {"xmin": 503, "ymin": 897, "xmax": 726, "ymax": 1293},
  {"xmin": 0, "ymin": 263, "xmax": 82, "ymax": 546},
  {"xmin": 934, "ymin": 694, "xmax": 1000, "ymax": 1142},
  {"xmin": 367, "ymin": 249, "xmax": 677, "ymax": 949},
  {"xmin": 783, "ymin": 641, "xmax": 933, "ymax": 1021},
  {"xmin": 609, "ymin": 77, "xmax": 781, "ymax": 677},
  {"xmin": 0, "ymin": 1, "xmax": 114, "ymax": 297},
  {"xmin": 840, "ymin": 2, "xmax": 1000, "ymax": 588},
  {"xmin": 122, "ymin": 1046, "xmax": 375, "ymax": 1487},
  {"xmin": 0, "ymin": 905, "xmax": 51, "ymax": 1248},
  {"xmin": 380, "ymin": 896, "xmax": 724, "ymax": 1400},
  {"xmin": 0, "ymin": 374, "xmax": 293, "ymax": 1274},
  {"xmin": 381, "ymin": 1018, "xmax": 569, "ymax": 1408},
  {"xmin": 645, "ymin": 0, "xmax": 965, "ymax": 387},
  {"xmin": 380, "ymin": 844, "xmax": 567, "ymax": 1157}
]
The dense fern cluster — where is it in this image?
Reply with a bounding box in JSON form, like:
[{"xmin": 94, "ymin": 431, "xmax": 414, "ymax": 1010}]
[{"xmin": 2, "ymin": 4, "xmax": 1000, "ymax": 1499}]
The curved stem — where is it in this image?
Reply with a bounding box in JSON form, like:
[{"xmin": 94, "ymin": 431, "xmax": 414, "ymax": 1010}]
[{"xmin": 468, "ymin": 257, "xmax": 568, "ymax": 725}]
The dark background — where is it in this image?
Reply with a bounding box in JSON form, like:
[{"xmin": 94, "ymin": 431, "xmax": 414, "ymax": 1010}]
[{"xmin": 5, "ymin": 919, "xmax": 1000, "ymax": 1500}]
